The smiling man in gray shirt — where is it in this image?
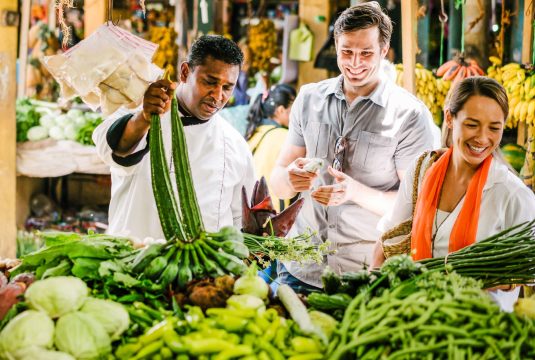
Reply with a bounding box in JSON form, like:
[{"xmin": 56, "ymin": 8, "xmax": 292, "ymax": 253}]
[{"xmin": 270, "ymin": 2, "xmax": 434, "ymax": 291}]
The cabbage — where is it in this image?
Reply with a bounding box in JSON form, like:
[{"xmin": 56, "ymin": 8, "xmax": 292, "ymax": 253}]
[
  {"xmin": 55, "ymin": 114, "xmax": 70, "ymax": 128},
  {"xmin": 25, "ymin": 276, "xmax": 88, "ymax": 318},
  {"xmin": 63, "ymin": 123, "xmax": 79, "ymax": 141},
  {"xmin": 27, "ymin": 126, "xmax": 49, "ymax": 141},
  {"xmin": 39, "ymin": 114, "xmax": 56, "ymax": 129},
  {"xmin": 13, "ymin": 346, "xmax": 75, "ymax": 360},
  {"xmin": 48, "ymin": 126, "xmax": 65, "ymax": 140},
  {"xmin": 55, "ymin": 312, "xmax": 111, "ymax": 359},
  {"xmin": 66, "ymin": 109, "xmax": 83, "ymax": 119},
  {"xmin": 0, "ymin": 310, "xmax": 55, "ymax": 357},
  {"xmin": 80, "ymin": 298, "xmax": 130, "ymax": 340}
]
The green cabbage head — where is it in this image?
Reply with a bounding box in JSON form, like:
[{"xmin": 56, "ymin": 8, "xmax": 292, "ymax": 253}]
[
  {"xmin": 13, "ymin": 346, "xmax": 75, "ymax": 360},
  {"xmin": 25, "ymin": 276, "xmax": 88, "ymax": 318},
  {"xmin": 80, "ymin": 298, "xmax": 130, "ymax": 340},
  {"xmin": 0, "ymin": 310, "xmax": 55, "ymax": 358},
  {"xmin": 55, "ymin": 312, "xmax": 111, "ymax": 359}
]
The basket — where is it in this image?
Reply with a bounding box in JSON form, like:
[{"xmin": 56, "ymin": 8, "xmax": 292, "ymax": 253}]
[{"xmin": 381, "ymin": 151, "xmax": 439, "ymax": 258}]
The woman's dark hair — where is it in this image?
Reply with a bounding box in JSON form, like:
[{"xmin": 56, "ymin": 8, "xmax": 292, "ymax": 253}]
[
  {"xmin": 443, "ymin": 76, "xmax": 508, "ymax": 147},
  {"xmin": 188, "ymin": 35, "xmax": 243, "ymax": 68},
  {"xmin": 245, "ymin": 84, "xmax": 296, "ymax": 140}
]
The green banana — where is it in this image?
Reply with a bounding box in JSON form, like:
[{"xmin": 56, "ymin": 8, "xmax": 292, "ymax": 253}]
[{"xmin": 131, "ymin": 243, "xmax": 165, "ymax": 273}]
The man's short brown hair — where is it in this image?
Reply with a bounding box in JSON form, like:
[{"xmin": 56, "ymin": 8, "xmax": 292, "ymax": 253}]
[{"xmin": 333, "ymin": 1, "xmax": 393, "ymax": 48}]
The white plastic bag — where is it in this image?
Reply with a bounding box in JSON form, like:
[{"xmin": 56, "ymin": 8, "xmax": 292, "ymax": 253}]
[{"xmin": 43, "ymin": 23, "xmax": 162, "ymax": 115}]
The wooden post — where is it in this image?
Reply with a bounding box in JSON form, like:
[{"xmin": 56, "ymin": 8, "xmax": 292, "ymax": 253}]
[
  {"xmin": 16, "ymin": 0, "xmax": 30, "ymax": 99},
  {"xmin": 0, "ymin": 0, "xmax": 18, "ymax": 258},
  {"xmin": 84, "ymin": 0, "xmax": 106, "ymax": 37},
  {"xmin": 401, "ymin": 0, "xmax": 417, "ymax": 94},
  {"xmin": 297, "ymin": 0, "xmax": 330, "ymax": 89},
  {"xmin": 518, "ymin": 0, "xmax": 534, "ymax": 147}
]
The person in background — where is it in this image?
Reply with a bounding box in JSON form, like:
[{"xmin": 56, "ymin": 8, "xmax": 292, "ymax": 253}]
[
  {"xmin": 246, "ymin": 84, "xmax": 296, "ymax": 283},
  {"xmin": 269, "ymin": 2, "xmax": 435, "ymax": 293},
  {"xmin": 246, "ymin": 84, "xmax": 297, "ymax": 212},
  {"xmin": 375, "ymin": 76, "xmax": 535, "ymax": 311},
  {"xmin": 93, "ymin": 35, "xmax": 255, "ymax": 241}
]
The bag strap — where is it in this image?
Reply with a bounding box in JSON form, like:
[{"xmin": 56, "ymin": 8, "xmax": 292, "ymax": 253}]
[
  {"xmin": 251, "ymin": 126, "xmax": 279, "ymax": 155},
  {"xmin": 410, "ymin": 151, "xmax": 440, "ymax": 217}
]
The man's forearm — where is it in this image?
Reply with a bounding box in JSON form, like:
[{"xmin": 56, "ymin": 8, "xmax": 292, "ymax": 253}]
[
  {"xmin": 351, "ymin": 182, "xmax": 398, "ymax": 216},
  {"xmin": 115, "ymin": 112, "xmax": 150, "ymax": 156},
  {"xmin": 270, "ymin": 165, "xmax": 298, "ymax": 199}
]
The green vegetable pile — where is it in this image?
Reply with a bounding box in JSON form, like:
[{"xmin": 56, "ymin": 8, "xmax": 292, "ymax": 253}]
[
  {"xmin": 308, "ymin": 255, "xmax": 425, "ymax": 320},
  {"xmin": 116, "ymin": 294, "xmax": 326, "ymax": 360},
  {"xmin": 327, "ymin": 270, "xmax": 535, "ymax": 360},
  {"xmin": 0, "ymin": 276, "xmax": 129, "ymax": 360},
  {"xmin": 418, "ymin": 220, "xmax": 535, "ymax": 288},
  {"xmin": 15, "ymin": 98, "xmax": 103, "ymax": 145},
  {"xmin": 9, "ymin": 231, "xmax": 167, "ymax": 307}
]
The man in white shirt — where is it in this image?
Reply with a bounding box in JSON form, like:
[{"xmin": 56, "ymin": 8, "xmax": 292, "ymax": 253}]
[{"xmin": 93, "ymin": 35, "xmax": 256, "ymax": 241}]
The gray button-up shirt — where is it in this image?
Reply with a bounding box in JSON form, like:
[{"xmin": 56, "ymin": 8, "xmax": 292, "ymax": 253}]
[{"xmin": 284, "ymin": 75, "xmax": 434, "ymax": 288}]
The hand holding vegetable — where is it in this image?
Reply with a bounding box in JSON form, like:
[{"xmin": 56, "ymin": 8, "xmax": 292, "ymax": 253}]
[
  {"xmin": 287, "ymin": 158, "xmax": 320, "ymax": 192},
  {"xmin": 141, "ymin": 79, "xmax": 177, "ymax": 122}
]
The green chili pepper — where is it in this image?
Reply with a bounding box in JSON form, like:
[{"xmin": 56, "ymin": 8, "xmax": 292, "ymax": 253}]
[
  {"xmin": 139, "ymin": 319, "xmax": 172, "ymax": 345},
  {"xmin": 186, "ymin": 338, "xmax": 233, "ymax": 355},
  {"xmin": 163, "ymin": 328, "xmax": 186, "ymax": 353},
  {"xmin": 115, "ymin": 342, "xmax": 142, "ymax": 360},
  {"xmin": 291, "ymin": 337, "xmax": 321, "ymax": 354},
  {"xmin": 132, "ymin": 340, "xmax": 164, "ymax": 360},
  {"xmin": 213, "ymin": 344, "xmax": 253, "ymax": 360}
]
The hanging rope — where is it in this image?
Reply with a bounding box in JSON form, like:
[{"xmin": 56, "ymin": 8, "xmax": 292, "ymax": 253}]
[
  {"xmin": 439, "ymin": 0, "xmax": 448, "ymax": 65},
  {"xmin": 455, "ymin": 0, "xmax": 466, "ymax": 55}
]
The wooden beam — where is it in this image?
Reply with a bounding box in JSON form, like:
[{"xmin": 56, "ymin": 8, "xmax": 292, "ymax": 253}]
[
  {"xmin": 0, "ymin": 0, "xmax": 18, "ymax": 258},
  {"xmin": 84, "ymin": 0, "xmax": 106, "ymax": 37},
  {"xmin": 401, "ymin": 0, "xmax": 417, "ymax": 94},
  {"xmin": 518, "ymin": 0, "xmax": 534, "ymax": 147},
  {"xmin": 16, "ymin": 0, "xmax": 30, "ymax": 99}
]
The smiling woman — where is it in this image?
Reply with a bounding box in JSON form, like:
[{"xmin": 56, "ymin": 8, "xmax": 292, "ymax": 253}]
[{"xmin": 376, "ymin": 77, "xmax": 535, "ymax": 310}]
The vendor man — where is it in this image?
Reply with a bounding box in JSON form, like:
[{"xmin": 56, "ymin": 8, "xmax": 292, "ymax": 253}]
[
  {"xmin": 93, "ymin": 35, "xmax": 255, "ymax": 240},
  {"xmin": 270, "ymin": 2, "xmax": 435, "ymax": 291}
]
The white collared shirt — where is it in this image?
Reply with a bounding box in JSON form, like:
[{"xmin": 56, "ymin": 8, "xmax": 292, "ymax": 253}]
[{"xmin": 93, "ymin": 109, "xmax": 256, "ymax": 241}]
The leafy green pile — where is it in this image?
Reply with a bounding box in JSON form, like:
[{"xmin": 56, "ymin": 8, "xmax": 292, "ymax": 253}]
[{"xmin": 16, "ymin": 98, "xmax": 41, "ymax": 142}]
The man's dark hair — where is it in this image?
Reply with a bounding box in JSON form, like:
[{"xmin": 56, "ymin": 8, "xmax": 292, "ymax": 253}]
[
  {"xmin": 333, "ymin": 1, "xmax": 393, "ymax": 48},
  {"xmin": 187, "ymin": 35, "xmax": 244, "ymax": 68}
]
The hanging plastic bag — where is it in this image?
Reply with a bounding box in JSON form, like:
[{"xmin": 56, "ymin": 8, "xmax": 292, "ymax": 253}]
[
  {"xmin": 289, "ymin": 23, "xmax": 314, "ymax": 62},
  {"xmin": 42, "ymin": 23, "xmax": 162, "ymax": 116}
]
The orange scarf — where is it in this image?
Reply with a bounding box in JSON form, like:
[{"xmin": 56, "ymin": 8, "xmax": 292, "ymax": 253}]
[{"xmin": 410, "ymin": 147, "xmax": 492, "ymax": 260}]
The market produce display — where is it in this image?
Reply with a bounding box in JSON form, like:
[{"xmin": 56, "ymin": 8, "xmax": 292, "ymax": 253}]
[
  {"xmin": 248, "ymin": 19, "xmax": 278, "ymax": 73},
  {"xmin": 16, "ymin": 98, "xmax": 103, "ymax": 145},
  {"xmin": 395, "ymin": 63, "xmax": 450, "ymax": 125},
  {"xmin": 149, "ymin": 26, "xmax": 179, "ymax": 81},
  {"xmin": 436, "ymin": 56, "xmax": 485, "ymax": 85},
  {"xmin": 501, "ymin": 143, "xmax": 527, "ymax": 172},
  {"xmin": 487, "ymin": 57, "xmax": 535, "ymax": 129},
  {"xmin": 0, "ymin": 276, "xmax": 129, "ymax": 360},
  {"xmin": 328, "ymin": 270, "xmax": 535, "ymax": 359}
]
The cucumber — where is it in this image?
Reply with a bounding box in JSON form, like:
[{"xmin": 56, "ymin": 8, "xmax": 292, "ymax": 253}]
[
  {"xmin": 131, "ymin": 243, "xmax": 165, "ymax": 274},
  {"xmin": 177, "ymin": 247, "xmax": 193, "ymax": 289},
  {"xmin": 306, "ymin": 293, "xmax": 352, "ymax": 310},
  {"xmin": 158, "ymin": 246, "xmax": 182, "ymax": 286}
]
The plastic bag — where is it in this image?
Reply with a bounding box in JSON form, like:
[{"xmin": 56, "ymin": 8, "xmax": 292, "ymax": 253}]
[{"xmin": 43, "ymin": 23, "xmax": 162, "ymax": 116}]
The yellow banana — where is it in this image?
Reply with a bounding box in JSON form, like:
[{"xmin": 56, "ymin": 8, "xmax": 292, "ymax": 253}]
[
  {"xmin": 502, "ymin": 62, "xmax": 521, "ymax": 72},
  {"xmin": 520, "ymin": 100, "xmax": 530, "ymax": 121},
  {"xmin": 489, "ymin": 56, "xmax": 502, "ymax": 66}
]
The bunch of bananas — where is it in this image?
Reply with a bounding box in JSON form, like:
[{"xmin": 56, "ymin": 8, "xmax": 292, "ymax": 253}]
[
  {"xmin": 487, "ymin": 57, "xmax": 535, "ymax": 128},
  {"xmin": 521, "ymin": 126, "xmax": 535, "ymax": 191},
  {"xmin": 149, "ymin": 26, "xmax": 179, "ymax": 81},
  {"xmin": 395, "ymin": 63, "xmax": 450, "ymax": 126},
  {"xmin": 248, "ymin": 19, "xmax": 278, "ymax": 73},
  {"xmin": 436, "ymin": 57, "xmax": 485, "ymax": 86}
]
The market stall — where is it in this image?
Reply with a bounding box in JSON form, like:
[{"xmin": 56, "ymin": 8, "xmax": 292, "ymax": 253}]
[{"xmin": 1, "ymin": 0, "xmax": 535, "ymax": 359}]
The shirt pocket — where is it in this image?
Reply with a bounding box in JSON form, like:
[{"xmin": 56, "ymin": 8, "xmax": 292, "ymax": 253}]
[
  {"xmin": 352, "ymin": 131, "xmax": 397, "ymax": 171},
  {"xmin": 304, "ymin": 121, "xmax": 331, "ymax": 159}
]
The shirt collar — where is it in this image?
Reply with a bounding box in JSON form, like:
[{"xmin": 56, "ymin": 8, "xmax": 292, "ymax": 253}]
[
  {"xmin": 483, "ymin": 157, "xmax": 510, "ymax": 190},
  {"xmin": 325, "ymin": 74, "xmax": 390, "ymax": 107}
]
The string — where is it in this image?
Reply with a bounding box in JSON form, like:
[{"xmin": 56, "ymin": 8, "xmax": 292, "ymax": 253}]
[
  {"xmin": 439, "ymin": 0, "xmax": 448, "ymax": 65},
  {"xmin": 455, "ymin": 0, "xmax": 466, "ymax": 55}
]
